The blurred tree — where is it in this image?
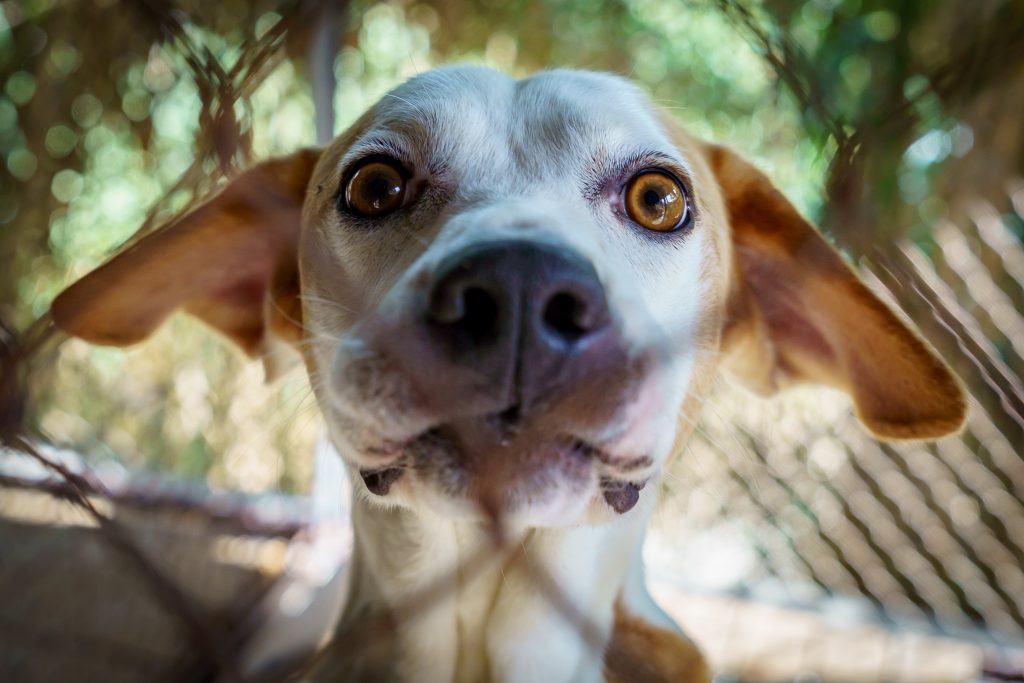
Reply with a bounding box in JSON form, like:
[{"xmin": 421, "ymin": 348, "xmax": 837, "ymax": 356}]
[
  {"xmin": 1, "ymin": 0, "xmax": 1021, "ymax": 486},
  {"xmin": 717, "ymin": 0, "xmax": 1024, "ymax": 444}
]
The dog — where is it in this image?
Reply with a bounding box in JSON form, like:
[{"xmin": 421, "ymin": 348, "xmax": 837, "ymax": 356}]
[{"xmin": 50, "ymin": 66, "xmax": 967, "ymax": 682}]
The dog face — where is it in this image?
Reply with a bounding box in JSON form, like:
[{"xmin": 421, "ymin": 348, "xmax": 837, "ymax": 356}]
[
  {"xmin": 50, "ymin": 66, "xmax": 967, "ymax": 528},
  {"xmin": 299, "ymin": 67, "xmax": 727, "ymax": 525}
]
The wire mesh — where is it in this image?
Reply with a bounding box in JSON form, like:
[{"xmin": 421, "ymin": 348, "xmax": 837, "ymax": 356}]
[{"xmin": 1, "ymin": 1, "xmax": 1022, "ymax": 682}]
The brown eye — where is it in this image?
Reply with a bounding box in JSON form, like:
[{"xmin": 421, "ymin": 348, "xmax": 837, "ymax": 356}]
[
  {"xmin": 344, "ymin": 159, "xmax": 407, "ymax": 217},
  {"xmin": 624, "ymin": 170, "xmax": 688, "ymax": 231}
]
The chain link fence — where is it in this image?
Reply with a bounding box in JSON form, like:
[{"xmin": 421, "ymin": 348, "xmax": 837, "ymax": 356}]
[{"xmin": 1, "ymin": 1, "xmax": 1022, "ymax": 681}]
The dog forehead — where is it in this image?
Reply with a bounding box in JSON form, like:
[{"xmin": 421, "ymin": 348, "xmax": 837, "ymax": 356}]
[
  {"xmin": 512, "ymin": 68, "xmax": 662, "ymax": 129},
  {"xmin": 358, "ymin": 66, "xmax": 671, "ymax": 176}
]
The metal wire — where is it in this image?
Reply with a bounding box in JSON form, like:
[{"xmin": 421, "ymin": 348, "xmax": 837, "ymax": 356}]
[{"xmin": 1, "ymin": 2, "xmax": 1022, "ymax": 682}]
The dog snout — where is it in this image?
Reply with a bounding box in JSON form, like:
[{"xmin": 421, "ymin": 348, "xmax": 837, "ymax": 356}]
[
  {"xmin": 427, "ymin": 240, "xmax": 609, "ymax": 351},
  {"xmin": 414, "ymin": 240, "xmax": 620, "ymax": 407}
]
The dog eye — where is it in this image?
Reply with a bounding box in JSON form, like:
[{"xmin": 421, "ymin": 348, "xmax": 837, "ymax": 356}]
[
  {"xmin": 343, "ymin": 159, "xmax": 408, "ymax": 217},
  {"xmin": 624, "ymin": 170, "xmax": 689, "ymax": 232}
]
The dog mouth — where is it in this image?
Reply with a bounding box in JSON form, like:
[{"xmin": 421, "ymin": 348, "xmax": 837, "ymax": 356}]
[
  {"xmin": 360, "ymin": 467, "xmax": 405, "ymax": 496},
  {"xmin": 357, "ymin": 418, "xmax": 651, "ymax": 515}
]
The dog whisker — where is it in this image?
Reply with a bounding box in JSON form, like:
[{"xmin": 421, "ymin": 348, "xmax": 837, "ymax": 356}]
[{"xmin": 297, "ymin": 293, "xmax": 360, "ymax": 316}]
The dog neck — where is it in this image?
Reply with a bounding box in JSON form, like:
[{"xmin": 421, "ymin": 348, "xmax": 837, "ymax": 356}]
[{"xmin": 338, "ymin": 466, "xmax": 664, "ymax": 683}]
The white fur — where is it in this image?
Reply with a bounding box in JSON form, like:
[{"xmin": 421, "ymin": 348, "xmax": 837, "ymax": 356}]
[{"xmin": 252, "ymin": 67, "xmax": 711, "ymax": 682}]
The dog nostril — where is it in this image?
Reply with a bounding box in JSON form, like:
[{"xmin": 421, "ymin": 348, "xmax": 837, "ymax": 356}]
[
  {"xmin": 460, "ymin": 287, "xmax": 499, "ymax": 341},
  {"xmin": 428, "ymin": 288, "xmax": 464, "ymax": 324},
  {"xmin": 542, "ymin": 292, "xmax": 592, "ymax": 342},
  {"xmin": 429, "ymin": 284, "xmax": 501, "ymax": 345}
]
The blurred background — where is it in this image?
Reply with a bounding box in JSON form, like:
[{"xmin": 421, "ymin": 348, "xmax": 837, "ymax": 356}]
[{"xmin": 1, "ymin": 0, "xmax": 1022, "ymax": 681}]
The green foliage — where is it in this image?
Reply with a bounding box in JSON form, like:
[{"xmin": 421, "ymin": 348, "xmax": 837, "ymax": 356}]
[{"xmin": 2, "ymin": 0, "xmax": 1019, "ymax": 491}]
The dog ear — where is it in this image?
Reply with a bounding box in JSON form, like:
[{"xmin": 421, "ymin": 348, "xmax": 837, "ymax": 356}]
[
  {"xmin": 51, "ymin": 149, "xmax": 320, "ymax": 366},
  {"xmin": 705, "ymin": 143, "xmax": 966, "ymax": 440}
]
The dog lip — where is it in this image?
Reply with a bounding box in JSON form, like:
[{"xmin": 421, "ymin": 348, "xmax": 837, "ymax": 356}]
[
  {"xmin": 600, "ymin": 478, "xmax": 646, "ymax": 514},
  {"xmin": 571, "ymin": 439, "xmax": 653, "ymax": 473},
  {"xmin": 360, "ymin": 424, "xmax": 652, "ymax": 513},
  {"xmin": 360, "ymin": 467, "xmax": 404, "ymax": 496}
]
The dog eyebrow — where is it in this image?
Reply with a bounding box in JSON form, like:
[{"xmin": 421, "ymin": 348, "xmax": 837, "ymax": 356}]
[
  {"xmin": 580, "ymin": 147, "xmax": 694, "ymax": 201},
  {"xmin": 620, "ymin": 149, "xmax": 693, "ymax": 178},
  {"xmin": 339, "ymin": 134, "xmax": 415, "ymax": 171}
]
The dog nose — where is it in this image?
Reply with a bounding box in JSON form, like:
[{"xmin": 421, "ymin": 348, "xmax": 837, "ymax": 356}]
[
  {"xmin": 423, "ymin": 240, "xmax": 614, "ymax": 403},
  {"xmin": 427, "ymin": 241, "xmax": 609, "ymax": 348}
]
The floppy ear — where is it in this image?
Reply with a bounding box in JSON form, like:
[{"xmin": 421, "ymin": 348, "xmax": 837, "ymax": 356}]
[
  {"xmin": 50, "ymin": 149, "xmax": 320, "ymax": 365},
  {"xmin": 705, "ymin": 143, "xmax": 966, "ymax": 440}
]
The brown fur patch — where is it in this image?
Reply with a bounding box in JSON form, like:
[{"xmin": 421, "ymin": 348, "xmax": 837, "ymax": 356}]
[
  {"xmin": 605, "ymin": 601, "xmax": 710, "ymax": 683},
  {"xmin": 51, "ymin": 149, "xmax": 320, "ymax": 356},
  {"xmin": 701, "ymin": 142, "xmax": 966, "ymax": 441}
]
